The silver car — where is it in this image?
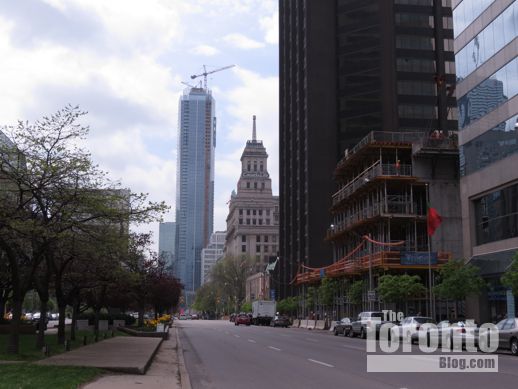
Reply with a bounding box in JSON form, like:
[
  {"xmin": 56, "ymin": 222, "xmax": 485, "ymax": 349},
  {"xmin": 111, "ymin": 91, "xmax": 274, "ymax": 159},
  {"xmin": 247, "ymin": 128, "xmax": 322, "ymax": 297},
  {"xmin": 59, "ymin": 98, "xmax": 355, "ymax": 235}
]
[{"xmin": 496, "ymin": 318, "xmax": 518, "ymax": 356}]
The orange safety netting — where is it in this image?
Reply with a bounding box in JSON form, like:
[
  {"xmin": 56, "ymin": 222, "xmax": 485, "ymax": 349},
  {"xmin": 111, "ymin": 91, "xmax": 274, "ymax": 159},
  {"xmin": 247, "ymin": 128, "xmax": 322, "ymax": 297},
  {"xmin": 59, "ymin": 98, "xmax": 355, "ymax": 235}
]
[{"xmin": 292, "ymin": 235, "xmax": 406, "ymax": 285}]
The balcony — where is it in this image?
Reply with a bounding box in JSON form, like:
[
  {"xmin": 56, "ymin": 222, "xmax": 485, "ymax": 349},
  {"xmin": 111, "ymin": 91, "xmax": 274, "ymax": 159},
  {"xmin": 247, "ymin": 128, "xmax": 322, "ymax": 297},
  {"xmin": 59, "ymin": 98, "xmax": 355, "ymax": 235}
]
[{"xmin": 332, "ymin": 160, "xmax": 414, "ymax": 206}]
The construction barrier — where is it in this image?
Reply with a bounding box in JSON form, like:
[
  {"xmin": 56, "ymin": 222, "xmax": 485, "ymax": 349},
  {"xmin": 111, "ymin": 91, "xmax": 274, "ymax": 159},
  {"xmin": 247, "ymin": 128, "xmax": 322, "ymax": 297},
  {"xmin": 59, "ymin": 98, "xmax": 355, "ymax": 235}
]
[
  {"xmin": 328, "ymin": 321, "xmax": 336, "ymax": 332},
  {"xmin": 299, "ymin": 319, "xmax": 308, "ymax": 329},
  {"xmin": 315, "ymin": 320, "xmax": 326, "ymax": 330},
  {"xmin": 307, "ymin": 320, "xmax": 316, "ymax": 329},
  {"xmin": 292, "ymin": 319, "xmax": 300, "ymax": 328}
]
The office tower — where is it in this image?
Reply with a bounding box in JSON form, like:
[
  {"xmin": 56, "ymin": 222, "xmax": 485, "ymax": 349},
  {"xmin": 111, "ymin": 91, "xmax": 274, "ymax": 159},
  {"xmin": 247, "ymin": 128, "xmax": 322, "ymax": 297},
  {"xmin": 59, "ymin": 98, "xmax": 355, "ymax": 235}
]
[
  {"xmin": 225, "ymin": 116, "xmax": 280, "ymax": 268},
  {"xmin": 158, "ymin": 222, "xmax": 176, "ymax": 272},
  {"xmin": 201, "ymin": 231, "xmax": 226, "ymax": 285},
  {"xmin": 175, "ymin": 87, "xmax": 216, "ymax": 302},
  {"xmin": 454, "ymin": 0, "xmax": 518, "ymax": 322},
  {"xmin": 279, "ymin": 0, "xmax": 457, "ymax": 298}
]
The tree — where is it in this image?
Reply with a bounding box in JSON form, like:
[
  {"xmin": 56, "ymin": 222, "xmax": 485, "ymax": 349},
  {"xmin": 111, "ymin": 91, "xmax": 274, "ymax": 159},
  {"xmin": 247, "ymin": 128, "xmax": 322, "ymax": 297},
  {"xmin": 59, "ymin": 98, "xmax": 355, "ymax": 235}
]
[
  {"xmin": 240, "ymin": 302, "xmax": 252, "ymax": 313},
  {"xmin": 434, "ymin": 259, "xmax": 485, "ymax": 317},
  {"xmin": 377, "ymin": 274, "xmax": 426, "ymax": 313},
  {"xmin": 276, "ymin": 297, "xmax": 298, "ymax": 316},
  {"xmin": 501, "ymin": 252, "xmax": 518, "ymax": 296},
  {"xmin": 348, "ymin": 280, "xmax": 364, "ymax": 305},
  {"xmin": 318, "ymin": 277, "xmax": 339, "ymax": 307}
]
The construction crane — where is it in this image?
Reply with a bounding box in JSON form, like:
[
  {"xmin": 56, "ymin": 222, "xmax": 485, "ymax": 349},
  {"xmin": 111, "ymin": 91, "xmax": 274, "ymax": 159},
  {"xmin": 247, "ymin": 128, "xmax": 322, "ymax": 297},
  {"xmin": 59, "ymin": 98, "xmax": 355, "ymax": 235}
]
[
  {"xmin": 190, "ymin": 64, "xmax": 235, "ymax": 90},
  {"xmin": 181, "ymin": 81, "xmax": 197, "ymax": 89}
]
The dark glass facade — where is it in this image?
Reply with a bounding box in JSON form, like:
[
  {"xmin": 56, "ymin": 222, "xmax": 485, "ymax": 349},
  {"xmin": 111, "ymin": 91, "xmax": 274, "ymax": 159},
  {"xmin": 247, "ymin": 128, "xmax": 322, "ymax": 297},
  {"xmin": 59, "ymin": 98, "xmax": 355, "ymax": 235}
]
[
  {"xmin": 279, "ymin": 0, "xmax": 458, "ymax": 299},
  {"xmin": 460, "ymin": 114, "xmax": 518, "ymax": 176},
  {"xmin": 475, "ymin": 183, "xmax": 518, "ymax": 245}
]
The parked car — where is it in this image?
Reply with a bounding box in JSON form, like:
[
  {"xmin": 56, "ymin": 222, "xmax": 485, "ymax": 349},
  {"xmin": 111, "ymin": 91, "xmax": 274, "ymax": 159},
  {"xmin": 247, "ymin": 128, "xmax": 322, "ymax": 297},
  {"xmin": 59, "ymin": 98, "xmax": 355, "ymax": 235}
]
[
  {"xmin": 271, "ymin": 315, "xmax": 290, "ymax": 328},
  {"xmin": 334, "ymin": 318, "xmax": 352, "ymax": 337},
  {"xmin": 235, "ymin": 313, "xmax": 251, "ymax": 326},
  {"xmin": 350, "ymin": 312, "xmax": 390, "ymax": 339},
  {"xmin": 495, "ymin": 318, "xmax": 518, "ymax": 355},
  {"xmin": 191, "ymin": 313, "xmax": 199, "ymax": 320},
  {"xmin": 179, "ymin": 314, "xmax": 187, "ymax": 320},
  {"xmin": 230, "ymin": 313, "xmax": 236, "ymax": 322},
  {"xmin": 392, "ymin": 316, "xmax": 436, "ymax": 344}
]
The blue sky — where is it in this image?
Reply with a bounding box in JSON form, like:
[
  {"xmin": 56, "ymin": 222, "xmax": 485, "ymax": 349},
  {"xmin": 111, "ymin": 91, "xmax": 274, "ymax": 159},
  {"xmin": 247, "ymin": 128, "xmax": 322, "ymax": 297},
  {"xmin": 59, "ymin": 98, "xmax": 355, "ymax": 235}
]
[{"xmin": 0, "ymin": 0, "xmax": 279, "ymax": 250}]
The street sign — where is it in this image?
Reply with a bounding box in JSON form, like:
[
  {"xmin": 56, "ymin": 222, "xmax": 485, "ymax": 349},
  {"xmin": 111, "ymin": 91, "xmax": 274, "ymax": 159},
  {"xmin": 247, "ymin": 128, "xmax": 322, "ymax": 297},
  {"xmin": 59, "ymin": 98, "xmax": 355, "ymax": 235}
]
[{"xmin": 368, "ymin": 290, "xmax": 377, "ymax": 302}]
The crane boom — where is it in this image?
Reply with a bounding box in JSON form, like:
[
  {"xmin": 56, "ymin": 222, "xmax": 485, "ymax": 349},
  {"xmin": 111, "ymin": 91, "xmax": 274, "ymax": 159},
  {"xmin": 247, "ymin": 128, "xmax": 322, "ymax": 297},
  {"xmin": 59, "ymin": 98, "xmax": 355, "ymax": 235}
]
[{"xmin": 190, "ymin": 64, "xmax": 236, "ymax": 90}]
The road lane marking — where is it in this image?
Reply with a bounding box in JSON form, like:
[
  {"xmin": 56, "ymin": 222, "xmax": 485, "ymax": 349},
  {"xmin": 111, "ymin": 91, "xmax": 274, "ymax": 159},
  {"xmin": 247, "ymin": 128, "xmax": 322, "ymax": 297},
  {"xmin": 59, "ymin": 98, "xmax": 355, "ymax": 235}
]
[
  {"xmin": 342, "ymin": 344, "xmax": 365, "ymax": 352},
  {"xmin": 268, "ymin": 346, "xmax": 281, "ymax": 351},
  {"xmin": 248, "ymin": 339, "xmax": 256, "ymax": 343},
  {"xmin": 308, "ymin": 359, "xmax": 334, "ymax": 368},
  {"xmin": 234, "ymin": 335, "xmax": 240, "ymax": 338}
]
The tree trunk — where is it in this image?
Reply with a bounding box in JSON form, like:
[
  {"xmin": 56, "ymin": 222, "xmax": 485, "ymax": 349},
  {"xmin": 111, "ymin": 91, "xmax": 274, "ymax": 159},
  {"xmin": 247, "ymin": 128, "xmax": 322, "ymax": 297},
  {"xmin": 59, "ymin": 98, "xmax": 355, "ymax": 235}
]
[
  {"xmin": 36, "ymin": 299, "xmax": 48, "ymax": 349},
  {"xmin": 138, "ymin": 304, "xmax": 145, "ymax": 328},
  {"xmin": 7, "ymin": 297, "xmax": 22, "ymax": 354},
  {"xmin": 70, "ymin": 300, "xmax": 79, "ymax": 341},
  {"xmin": 57, "ymin": 304, "xmax": 66, "ymax": 344},
  {"xmin": 94, "ymin": 307, "xmax": 100, "ymax": 335},
  {"xmin": 0, "ymin": 294, "xmax": 6, "ymax": 318}
]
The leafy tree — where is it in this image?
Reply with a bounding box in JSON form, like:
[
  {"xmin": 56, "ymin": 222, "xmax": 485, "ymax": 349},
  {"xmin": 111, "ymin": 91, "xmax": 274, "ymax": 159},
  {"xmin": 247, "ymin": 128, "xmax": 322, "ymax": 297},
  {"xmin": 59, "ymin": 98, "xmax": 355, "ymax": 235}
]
[
  {"xmin": 501, "ymin": 252, "xmax": 518, "ymax": 296},
  {"xmin": 276, "ymin": 297, "xmax": 298, "ymax": 316},
  {"xmin": 241, "ymin": 302, "xmax": 252, "ymax": 313},
  {"xmin": 348, "ymin": 280, "xmax": 364, "ymax": 305},
  {"xmin": 318, "ymin": 277, "xmax": 339, "ymax": 307},
  {"xmin": 377, "ymin": 274, "xmax": 426, "ymax": 312},
  {"xmin": 434, "ymin": 259, "xmax": 485, "ymax": 300}
]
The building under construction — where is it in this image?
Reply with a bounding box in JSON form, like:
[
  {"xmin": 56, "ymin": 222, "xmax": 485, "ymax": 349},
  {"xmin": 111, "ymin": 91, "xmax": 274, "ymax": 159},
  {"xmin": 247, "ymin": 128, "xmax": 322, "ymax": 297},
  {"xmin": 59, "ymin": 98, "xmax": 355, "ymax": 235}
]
[{"xmin": 294, "ymin": 131, "xmax": 463, "ymax": 320}]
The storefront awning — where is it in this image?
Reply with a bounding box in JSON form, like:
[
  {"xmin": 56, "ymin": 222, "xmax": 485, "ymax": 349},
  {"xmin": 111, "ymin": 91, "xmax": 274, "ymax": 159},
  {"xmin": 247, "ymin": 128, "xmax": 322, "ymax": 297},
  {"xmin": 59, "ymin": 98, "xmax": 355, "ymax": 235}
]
[{"xmin": 466, "ymin": 247, "xmax": 518, "ymax": 276}]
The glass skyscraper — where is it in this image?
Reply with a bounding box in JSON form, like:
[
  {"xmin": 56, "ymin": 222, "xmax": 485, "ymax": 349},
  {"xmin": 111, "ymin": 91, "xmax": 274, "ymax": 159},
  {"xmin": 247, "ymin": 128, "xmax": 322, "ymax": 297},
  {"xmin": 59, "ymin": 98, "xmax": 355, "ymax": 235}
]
[
  {"xmin": 454, "ymin": 0, "xmax": 518, "ymax": 322},
  {"xmin": 158, "ymin": 221, "xmax": 176, "ymax": 271},
  {"xmin": 175, "ymin": 87, "xmax": 215, "ymax": 302}
]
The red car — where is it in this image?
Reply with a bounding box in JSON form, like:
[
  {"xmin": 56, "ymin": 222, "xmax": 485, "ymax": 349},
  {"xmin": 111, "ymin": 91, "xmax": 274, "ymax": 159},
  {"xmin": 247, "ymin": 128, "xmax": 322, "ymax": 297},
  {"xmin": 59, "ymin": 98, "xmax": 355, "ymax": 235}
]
[{"xmin": 235, "ymin": 313, "xmax": 251, "ymax": 326}]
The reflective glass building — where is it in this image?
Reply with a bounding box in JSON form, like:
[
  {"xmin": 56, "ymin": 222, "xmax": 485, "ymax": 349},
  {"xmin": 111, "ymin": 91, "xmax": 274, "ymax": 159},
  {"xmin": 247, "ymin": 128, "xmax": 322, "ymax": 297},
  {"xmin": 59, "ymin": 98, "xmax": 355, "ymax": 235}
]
[
  {"xmin": 454, "ymin": 0, "xmax": 518, "ymax": 322},
  {"xmin": 158, "ymin": 222, "xmax": 176, "ymax": 271},
  {"xmin": 175, "ymin": 87, "xmax": 216, "ymax": 302}
]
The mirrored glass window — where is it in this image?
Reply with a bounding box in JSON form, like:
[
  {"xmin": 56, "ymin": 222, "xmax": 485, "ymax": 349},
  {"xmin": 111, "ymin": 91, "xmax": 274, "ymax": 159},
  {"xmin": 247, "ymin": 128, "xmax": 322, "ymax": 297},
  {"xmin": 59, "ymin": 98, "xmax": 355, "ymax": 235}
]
[
  {"xmin": 455, "ymin": 3, "xmax": 518, "ymax": 79},
  {"xmin": 460, "ymin": 114, "xmax": 518, "ymax": 176},
  {"xmin": 453, "ymin": 0, "xmax": 495, "ymax": 38},
  {"xmin": 458, "ymin": 57, "xmax": 518, "ymax": 129}
]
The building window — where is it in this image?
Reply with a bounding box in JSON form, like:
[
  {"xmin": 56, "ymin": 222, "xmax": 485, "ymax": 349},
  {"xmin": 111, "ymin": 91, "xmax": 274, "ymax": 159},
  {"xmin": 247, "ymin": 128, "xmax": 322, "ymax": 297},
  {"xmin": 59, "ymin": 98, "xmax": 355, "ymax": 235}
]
[
  {"xmin": 239, "ymin": 219, "xmax": 243, "ymax": 225},
  {"xmin": 261, "ymin": 182, "xmax": 265, "ymax": 189},
  {"xmin": 272, "ymin": 236, "xmax": 277, "ymax": 243},
  {"xmin": 266, "ymin": 209, "xmax": 271, "ymax": 216},
  {"xmin": 247, "ymin": 209, "xmax": 251, "ymax": 216},
  {"xmin": 253, "ymin": 210, "xmax": 257, "ymax": 215},
  {"xmin": 247, "ymin": 163, "xmax": 251, "ymax": 171},
  {"xmin": 242, "ymin": 245, "xmax": 246, "ymax": 253},
  {"xmin": 256, "ymin": 235, "xmax": 260, "ymax": 242},
  {"xmin": 239, "ymin": 209, "xmax": 243, "ymax": 215},
  {"xmin": 256, "ymin": 245, "xmax": 261, "ymax": 252},
  {"xmin": 474, "ymin": 183, "xmax": 518, "ymax": 245},
  {"xmin": 260, "ymin": 163, "xmax": 264, "ymax": 171},
  {"xmin": 258, "ymin": 210, "xmax": 263, "ymax": 216},
  {"xmin": 241, "ymin": 235, "xmax": 246, "ymax": 243},
  {"xmin": 264, "ymin": 236, "xmax": 269, "ymax": 242},
  {"xmin": 246, "ymin": 182, "xmax": 250, "ymax": 189},
  {"xmin": 246, "ymin": 219, "xmax": 250, "ymax": 225},
  {"xmin": 253, "ymin": 219, "xmax": 256, "ymax": 225},
  {"xmin": 266, "ymin": 219, "xmax": 270, "ymax": 225},
  {"xmin": 264, "ymin": 245, "xmax": 269, "ymax": 253},
  {"xmin": 258, "ymin": 219, "xmax": 263, "ymax": 225},
  {"xmin": 254, "ymin": 182, "xmax": 258, "ymax": 189}
]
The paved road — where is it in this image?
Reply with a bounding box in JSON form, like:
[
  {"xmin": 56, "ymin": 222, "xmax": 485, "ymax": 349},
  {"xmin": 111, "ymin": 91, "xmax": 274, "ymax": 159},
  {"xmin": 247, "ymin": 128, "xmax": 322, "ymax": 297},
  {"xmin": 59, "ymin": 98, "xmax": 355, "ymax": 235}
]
[{"xmin": 178, "ymin": 320, "xmax": 518, "ymax": 389}]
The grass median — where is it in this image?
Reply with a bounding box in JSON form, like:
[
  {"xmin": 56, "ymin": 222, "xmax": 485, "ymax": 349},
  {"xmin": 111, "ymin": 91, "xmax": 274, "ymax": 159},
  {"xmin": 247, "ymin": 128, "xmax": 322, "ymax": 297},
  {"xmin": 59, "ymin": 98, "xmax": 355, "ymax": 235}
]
[
  {"xmin": 0, "ymin": 330, "xmax": 128, "ymax": 361},
  {"xmin": 0, "ymin": 364, "xmax": 102, "ymax": 389}
]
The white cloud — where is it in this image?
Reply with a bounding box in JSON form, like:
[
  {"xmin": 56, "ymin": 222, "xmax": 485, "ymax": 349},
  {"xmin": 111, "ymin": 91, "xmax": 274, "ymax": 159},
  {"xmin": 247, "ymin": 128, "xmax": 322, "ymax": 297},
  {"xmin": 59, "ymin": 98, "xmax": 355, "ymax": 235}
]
[
  {"xmin": 190, "ymin": 44, "xmax": 220, "ymax": 56},
  {"xmin": 260, "ymin": 11, "xmax": 279, "ymax": 44},
  {"xmin": 223, "ymin": 33, "xmax": 265, "ymax": 50}
]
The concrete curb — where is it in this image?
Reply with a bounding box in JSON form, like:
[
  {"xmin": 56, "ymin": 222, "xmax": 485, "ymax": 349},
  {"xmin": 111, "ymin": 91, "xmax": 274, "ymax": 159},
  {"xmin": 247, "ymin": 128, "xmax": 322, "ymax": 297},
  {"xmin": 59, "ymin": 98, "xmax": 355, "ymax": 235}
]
[
  {"xmin": 142, "ymin": 337, "xmax": 164, "ymax": 374},
  {"xmin": 175, "ymin": 325, "xmax": 192, "ymax": 389}
]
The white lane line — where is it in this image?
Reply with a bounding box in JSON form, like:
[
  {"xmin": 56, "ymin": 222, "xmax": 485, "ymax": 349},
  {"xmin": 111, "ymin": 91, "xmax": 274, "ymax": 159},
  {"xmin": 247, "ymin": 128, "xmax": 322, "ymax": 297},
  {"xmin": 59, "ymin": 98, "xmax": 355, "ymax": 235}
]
[
  {"xmin": 234, "ymin": 334, "xmax": 240, "ymax": 338},
  {"xmin": 248, "ymin": 339, "xmax": 256, "ymax": 343},
  {"xmin": 268, "ymin": 346, "xmax": 281, "ymax": 351},
  {"xmin": 308, "ymin": 359, "xmax": 334, "ymax": 368}
]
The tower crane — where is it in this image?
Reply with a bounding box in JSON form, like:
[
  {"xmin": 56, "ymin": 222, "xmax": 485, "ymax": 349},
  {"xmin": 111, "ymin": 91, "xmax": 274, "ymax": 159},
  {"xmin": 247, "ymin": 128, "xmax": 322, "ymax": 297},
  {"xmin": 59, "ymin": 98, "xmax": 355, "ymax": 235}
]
[{"xmin": 190, "ymin": 64, "xmax": 235, "ymax": 90}]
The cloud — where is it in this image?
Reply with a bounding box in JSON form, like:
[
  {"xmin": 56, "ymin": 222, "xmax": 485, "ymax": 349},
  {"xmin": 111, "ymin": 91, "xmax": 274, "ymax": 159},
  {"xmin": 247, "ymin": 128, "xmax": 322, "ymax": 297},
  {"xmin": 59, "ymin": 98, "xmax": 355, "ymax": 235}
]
[
  {"xmin": 190, "ymin": 44, "xmax": 220, "ymax": 56},
  {"xmin": 223, "ymin": 33, "xmax": 265, "ymax": 50},
  {"xmin": 260, "ymin": 11, "xmax": 279, "ymax": 44}
]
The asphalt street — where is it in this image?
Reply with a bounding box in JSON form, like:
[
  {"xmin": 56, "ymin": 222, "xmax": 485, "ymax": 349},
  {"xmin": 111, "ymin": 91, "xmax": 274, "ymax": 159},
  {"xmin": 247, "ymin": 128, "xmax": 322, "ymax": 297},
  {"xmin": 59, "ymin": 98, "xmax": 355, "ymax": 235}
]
[{"xmin": 178, "ymin": 320, "xmax": 518, "ymax": 389}]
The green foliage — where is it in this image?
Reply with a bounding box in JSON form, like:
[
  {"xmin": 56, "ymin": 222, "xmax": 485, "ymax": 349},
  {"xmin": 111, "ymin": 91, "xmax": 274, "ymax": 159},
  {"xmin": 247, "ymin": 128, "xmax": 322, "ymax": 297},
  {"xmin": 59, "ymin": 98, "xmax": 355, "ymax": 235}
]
[
  {"xmin": 348, "ymin": 280, "xmax": 364, "ymax": 305},
  {"xmin": 241, "ymin": 302, "xmax": 252, "ymax": 313},
  {"xmin": 0, "ymin": 364, "xmax": 101, "ymax": 389},
  {"xmin": 306, "ymin": 287, "xmax": 316, "ymax": 308},
  {"xmin": 434, "ymin": 259, "xmax": 485, "ymax": 300},
  {"xmin": 276, "ymin": 297, "xmax": 298, "ymax": 315},
  {"xmin": 318, "ymin": 277, "xmax": 339, "ymax": 306},
  {"xmin": 501, "ymin": 252, "xmax": 518, "ymax": 296},
  {"xmin": 377, "ymin": 274, "xmax": 426, "ymax": 304}
]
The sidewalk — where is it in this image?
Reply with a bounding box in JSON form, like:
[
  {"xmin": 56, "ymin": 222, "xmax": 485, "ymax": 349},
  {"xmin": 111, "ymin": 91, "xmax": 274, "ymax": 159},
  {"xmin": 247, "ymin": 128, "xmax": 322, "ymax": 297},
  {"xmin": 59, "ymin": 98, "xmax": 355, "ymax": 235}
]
[
  {"xmin": 37, "ymin": 335, "xmax": 162, "ymax": 374},
  {"xmin": 83, "ymin": 327, "xmax": 184, "ymax": 389}
]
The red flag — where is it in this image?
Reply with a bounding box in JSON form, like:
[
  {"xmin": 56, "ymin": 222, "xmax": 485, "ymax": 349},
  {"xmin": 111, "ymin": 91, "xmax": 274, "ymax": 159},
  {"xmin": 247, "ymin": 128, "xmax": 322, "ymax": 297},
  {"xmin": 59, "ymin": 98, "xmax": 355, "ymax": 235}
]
[{"xmin": 427, "ymin": 205, "xmax": 442, "ymax": 236}]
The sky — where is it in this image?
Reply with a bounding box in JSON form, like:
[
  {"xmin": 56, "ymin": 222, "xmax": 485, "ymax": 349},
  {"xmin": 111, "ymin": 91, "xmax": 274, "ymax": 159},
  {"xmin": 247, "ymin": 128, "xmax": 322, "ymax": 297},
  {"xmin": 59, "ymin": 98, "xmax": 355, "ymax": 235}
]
[{"xmin": 0, "ymin": 0, "xmax": 279, "ymax": 251}]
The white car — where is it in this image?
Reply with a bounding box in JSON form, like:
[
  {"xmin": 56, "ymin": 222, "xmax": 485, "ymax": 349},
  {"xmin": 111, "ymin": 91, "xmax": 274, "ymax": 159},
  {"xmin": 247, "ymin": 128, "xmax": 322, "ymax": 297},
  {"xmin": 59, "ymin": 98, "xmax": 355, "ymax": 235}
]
[{"xmin": 392, "ymin": 316, "xmax": 436, "ymax": 343}]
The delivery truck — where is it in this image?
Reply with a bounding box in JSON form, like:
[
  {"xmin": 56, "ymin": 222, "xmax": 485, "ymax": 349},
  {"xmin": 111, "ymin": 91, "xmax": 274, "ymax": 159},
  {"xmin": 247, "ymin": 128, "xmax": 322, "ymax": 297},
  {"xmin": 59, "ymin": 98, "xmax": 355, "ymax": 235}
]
[{"xmin": 252, "ymin": 300, "xmax": 276, "ymax": 326}]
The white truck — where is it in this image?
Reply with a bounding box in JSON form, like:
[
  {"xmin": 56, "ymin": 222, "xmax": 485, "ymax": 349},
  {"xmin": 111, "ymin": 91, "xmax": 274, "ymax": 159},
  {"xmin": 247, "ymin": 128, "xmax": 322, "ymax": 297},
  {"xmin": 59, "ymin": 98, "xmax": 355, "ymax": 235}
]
[{"xmin": 252, "ymin": 300, "xmax": 276, "ymax": 326}]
